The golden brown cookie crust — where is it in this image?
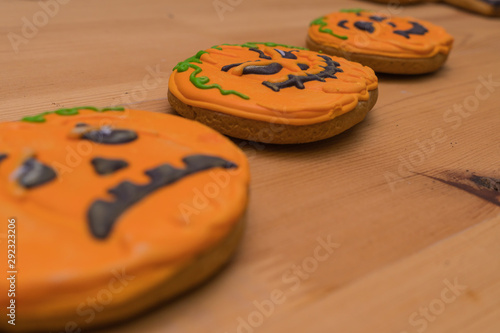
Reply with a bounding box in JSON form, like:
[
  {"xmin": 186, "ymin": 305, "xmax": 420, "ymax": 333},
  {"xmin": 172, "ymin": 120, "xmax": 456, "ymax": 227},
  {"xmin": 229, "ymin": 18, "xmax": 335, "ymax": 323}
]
[
  {"xmin": 8, "ymin": 216, "xmax": 246, "ymax": 332},
  {"xmin": 168, "ymin": 89, "xmax": 379, "ymax": 144},
  {"xmin": 306, "ymin": 35, "xmax": 450, "ymax": 75}
]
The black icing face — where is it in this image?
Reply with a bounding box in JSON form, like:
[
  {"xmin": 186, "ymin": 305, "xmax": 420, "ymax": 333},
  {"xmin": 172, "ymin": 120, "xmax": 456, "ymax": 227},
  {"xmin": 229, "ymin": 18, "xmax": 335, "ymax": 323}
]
[
  {"xmin": 2, "ymin": 119, "xmax": 239, "ymax": 241},
  {"xmin": 70, "ymin": 124, "xmax": 239, "ymax": 240},
  {"xmin": 336, "ymin": 13, "xmax": 429, "ymax": 39},
  {"xmin": 221, "ymin": 48, "xmax": 344, "ymax": 92}
]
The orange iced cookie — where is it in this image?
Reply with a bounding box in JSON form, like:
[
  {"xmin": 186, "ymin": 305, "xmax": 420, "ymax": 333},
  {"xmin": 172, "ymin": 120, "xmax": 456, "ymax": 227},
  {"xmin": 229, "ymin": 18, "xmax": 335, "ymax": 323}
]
[
  {"xmin": 0, "ymin": 107, "xmax": 249, "ymax": 332},
  {"xmin": 168, "ymin": 42, "xmax": 378, "ymax": 144},
  {"xmin": 307, "ymin": 9, "xmax": 454, "ymax": 74},
  {"xmin": 366, "ymin": 0, "xmax": 500, "ymax": 17}
]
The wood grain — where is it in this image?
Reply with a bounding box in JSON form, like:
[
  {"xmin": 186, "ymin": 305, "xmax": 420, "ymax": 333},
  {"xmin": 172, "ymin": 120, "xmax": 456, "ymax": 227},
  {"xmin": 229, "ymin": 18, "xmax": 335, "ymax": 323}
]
[{"xmin": 1, "ymin": 0, "xmax": 499, "ymax": 332}]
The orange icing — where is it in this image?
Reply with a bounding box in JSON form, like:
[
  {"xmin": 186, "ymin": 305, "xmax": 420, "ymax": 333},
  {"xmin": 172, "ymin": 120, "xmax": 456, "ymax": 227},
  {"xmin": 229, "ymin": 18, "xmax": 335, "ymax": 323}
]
[
  {"xmin": 308, "ymin": 11, "xmax": 454, "ymax": 59},
  {"xmin": 169, "ymin": 43, "xmax": 378, "ymax": 126},
  {"xmin": 0, "ymin": 109, "xmax": 249, "ymax": 326}
]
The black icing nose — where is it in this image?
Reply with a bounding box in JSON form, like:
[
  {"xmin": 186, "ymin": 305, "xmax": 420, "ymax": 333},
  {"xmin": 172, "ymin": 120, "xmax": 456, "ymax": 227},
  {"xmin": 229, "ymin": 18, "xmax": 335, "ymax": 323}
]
[
  {"xmin": 354, "ymin": 21, "xmax": 375, "ymax": 33},
  {"xmin": 16, "ymin": 158, "xmax": 57, "ymax": 189}
]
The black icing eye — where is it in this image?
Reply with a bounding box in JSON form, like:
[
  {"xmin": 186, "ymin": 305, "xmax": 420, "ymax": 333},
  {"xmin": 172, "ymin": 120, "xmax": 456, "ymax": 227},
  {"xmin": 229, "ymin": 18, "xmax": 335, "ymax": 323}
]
[
  {"xmin": 222, "ymin": 48, "xmax": 301, "ymax": 75},
  {"xmin": 0, "ymin": 153, "xmax": 8, "ymax": 163},
  {"xmin": 91, "ymin": 157, "xmax": 129, "ymax": 175},
  {"xmin": 297, "ymin": 63, "xmax": 310, "ymax": 71},
  {"xmin": 338, "ymin": 20, "xmax": 349, "ymax": 29},
  {"xmin": 388, "ymin": 22, "xmax": 396, "ymax": 28},
  {"xmin": 221, "ymin": 62, "xmax": 245, "ymax": 72},
  {"xmin": 242, "ymin": 63, "xmax": 283, "ymax": 75},
  {"xmin": 274, "ymin": 49, "xmax": 298, "ymax": 59},
  {"xmin": 81, "ymin": 126, "xmax": 138, "ymax": 144},
  {"xmin": 354, "ymin": 21, "xmax": 375, "ymax": 33},
  {"xmin": 16, "ymin": 158, "xmax": 57, "ymax": 189},
  {"xmin": 394, "ymin": 22, "xmax": 429, "ymax": 39},
  {"xmin": 369, "ymin": 15, "xmax": 387, "ymax": 22},
  {"xmin": 248, "ymin": 48, "xmax": 272, "ymax": 60}
]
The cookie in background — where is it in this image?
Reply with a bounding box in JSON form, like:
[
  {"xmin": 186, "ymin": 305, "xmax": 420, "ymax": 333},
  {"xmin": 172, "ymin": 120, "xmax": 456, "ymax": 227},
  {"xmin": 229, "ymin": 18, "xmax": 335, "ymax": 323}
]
[
  {"xmin": 307, "ymin": 9, "xmax": 454, "ymax": 75},
  {"xmin": 169, "ymin": 42, "xmax": 378, "ymax": 144},
  {"xmin": 364, "ymin": 0, "xmax": 500, "ymax": 17}
]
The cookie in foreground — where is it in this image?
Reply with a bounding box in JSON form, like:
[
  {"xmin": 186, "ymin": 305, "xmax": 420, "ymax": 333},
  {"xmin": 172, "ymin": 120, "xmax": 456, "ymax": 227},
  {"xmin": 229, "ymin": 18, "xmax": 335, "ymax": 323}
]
[
  {"xmin": 0, "ymin": 107, "xmax": 250, "ymax": 332},
  {"xmin": 307, "ymin": 9, "xmax": 454, "ymax": 74},
  {"xmin": 168, "ymin": 42, "xmax": 378, "ymax": 144},
  {"xmin": 365, "ymin": 0, "xmax": 500, "ymax": 16}
]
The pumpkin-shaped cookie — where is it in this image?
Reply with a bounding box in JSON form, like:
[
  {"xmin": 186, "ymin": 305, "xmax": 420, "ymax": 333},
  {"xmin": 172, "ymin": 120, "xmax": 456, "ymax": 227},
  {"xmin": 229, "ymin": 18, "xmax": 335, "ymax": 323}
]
[
  {"xmin": 307, "ymin": 9, "xmax": 454, "ymax": 74},
  {"xmin": 168, "ymin": 42, "xmax": 378, "ymax": 144},
  {"xmin": 0, "ymin": 107, "xmax": 249, "ymax": 331},
  {"xmin": 366, "ymin": 0, "xmax": 500, "ymax": 17}
]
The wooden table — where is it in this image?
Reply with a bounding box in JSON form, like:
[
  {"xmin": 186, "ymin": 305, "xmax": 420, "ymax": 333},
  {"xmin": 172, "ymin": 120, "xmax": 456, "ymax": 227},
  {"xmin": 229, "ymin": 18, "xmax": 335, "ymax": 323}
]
[{"xmin": 1, "ymin": 0, "xmax": 499, "ymax": 332}]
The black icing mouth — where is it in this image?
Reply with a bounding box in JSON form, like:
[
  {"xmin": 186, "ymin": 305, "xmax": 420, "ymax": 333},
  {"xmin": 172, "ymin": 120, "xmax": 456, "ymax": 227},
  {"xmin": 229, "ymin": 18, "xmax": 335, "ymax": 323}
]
[
  {"xmin": 262, "ymin": 55, "xmax": 343, "ymax": 92},
  {"xmin": 87, "ymin": 154, "xmax": 238, "ymax": 240}
]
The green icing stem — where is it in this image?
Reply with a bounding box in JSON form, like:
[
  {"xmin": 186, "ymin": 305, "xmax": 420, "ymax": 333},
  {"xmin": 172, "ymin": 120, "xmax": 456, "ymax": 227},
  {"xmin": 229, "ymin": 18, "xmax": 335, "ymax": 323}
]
[
  {"xmin": 174, "ymin": 48, "xmax": 251, "ymax": 100},
  {"xmin": 173, "ymin": 42, "xmax": 313, "ymax": 100},
  {"xmin": 225, "ymin": 42, "xmax": 308, "ymax": 50},
  {"xmin": 310, "ymin": 17, "xmax": 348, "ymax": 40},
  {"xmin": 340, "ymin": 8, "xmax": 368, "ymax": 13},
  {"xmin": 21, "ymin": 106, "xmax": 125, "ymax": 123},
  {"xmin": 188, "ymin": 65, "xmax": 249, "ymax": 99}
]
